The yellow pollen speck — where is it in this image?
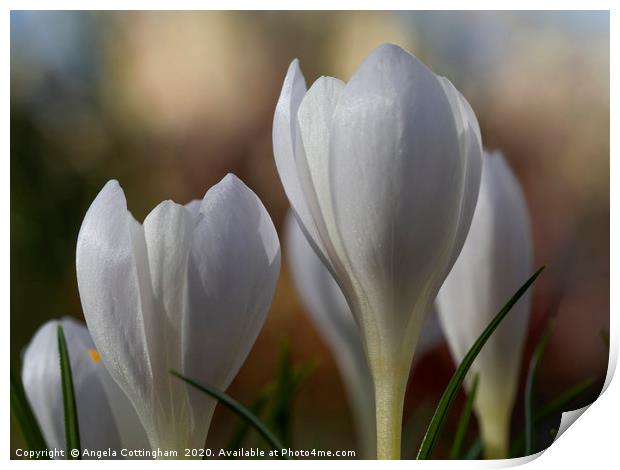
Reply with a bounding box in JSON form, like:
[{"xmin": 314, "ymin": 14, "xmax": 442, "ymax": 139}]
[{"xmin": 88, "ymin": 349, "xmax": 101, "ymax": 363}]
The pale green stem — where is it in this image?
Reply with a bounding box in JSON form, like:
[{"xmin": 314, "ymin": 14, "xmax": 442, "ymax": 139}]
[
  {"xmin": 361, "ymin": 300, "xmax": 425, "ymax": 460},
  {"xmin": 478, "ymin": 407, "xmax": 510, "ymax": 459},
  {"xmin": 373, "ymin": 365, "xmax": 408, "ymax": 459}
]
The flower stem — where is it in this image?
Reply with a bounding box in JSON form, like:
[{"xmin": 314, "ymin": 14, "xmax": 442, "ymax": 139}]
[
  {"xmin": 482, "ymin": 434, "xmax": 508, "ymax": 460},
  {"xmin": 479, "ymin": 408, "xmax": 510, "ymax": 459},
  {"xmin": 373, "ymin": 367, "xmax": 407, "ymax": 460}
]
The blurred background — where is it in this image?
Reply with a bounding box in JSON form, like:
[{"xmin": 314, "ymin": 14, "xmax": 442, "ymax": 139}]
[{"xmin": 11, "ymin": 11, "xmax": 609, "ymax": 458}]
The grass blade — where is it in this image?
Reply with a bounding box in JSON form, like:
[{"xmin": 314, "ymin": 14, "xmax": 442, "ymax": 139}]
[
  {"xmin": 536, "ymin": 376, "xmax": 596, "ymax": 421},
  {"xmin": 57, "ymin": 325, "xmax": 81, "ymax": 459},
  {"xmin": 267, "ymin": 341, "xmax": 318, "ymax": 447},
  {"xmin": 510, "ymin": 375, "xmax": 596, "ymax": 457},
  {"xmin": 524, "ymin": 318, "xmax": 554, "ymax": 455},
  {"xmin": 466, "ymin": 375, "xmax": 597, "ymax": 459},
  {"xmin": 170, "ymin": 370, "xmax": 291, "ymax": 459},
  {"xmin": 417, "ymin": 266, "xmax": 544, "ymax": 460},
  {"xmin": 10, "ymin": 368, "xmax": 49, "ymax": 457},
  {"xmin": 226, "ymin": 384, "xmax": 273, "ymax": 452},
  {"xmin": 269, "ymin": 340, "xmax": 294, "ymax": 446},
  {"xmin": 224, "ymin": 342, "xmax": 316, "ymax": 456},
  {"xmin": 449, "ymin": 374, "xmax": 479, "ymax": 459},
  {"xmin": 464, "ymin": 437, "xmax": 483, "ymax": 460}
]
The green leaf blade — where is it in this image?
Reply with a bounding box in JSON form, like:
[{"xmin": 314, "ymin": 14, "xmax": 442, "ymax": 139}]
[
  {"xmin": 524, "ymin": 318, "xmax": 554, "ymax": 455},
  {"xmin": 464, "ymin": 437, "xmax": 483, "ymax": 460},
  {"xmin": 510, "ymin": 375, "xmax": 596, "ymax": 457},
  {"xmin": 226, "ymin": 385, "xmax": 273, "ymax": 453},
  {"xmin": 416, "ymin": 266, "xmax": 545, "ymax": 460},
  {"xmin": 536, "ymin": 376, "xmax": 597, "ymax": 422},
  {"xmin": 449, "ymin": 373, "xmax": 479, "ymax": 459},
  {"xmin": 57, "ymin": 325, "xmax": 81, "ymax": 459},
  {"xmin": 170, "ymin": 370, "xmax": 291, "ymax": 460},
  {"xmin": 10, "ymin": 369, "xmax": 49, "ymax": 457}
]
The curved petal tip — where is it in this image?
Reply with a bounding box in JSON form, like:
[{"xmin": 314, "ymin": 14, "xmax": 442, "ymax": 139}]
[{"xmin": 363, "ymin": 43, "xmax": 420, "ymax": 68}]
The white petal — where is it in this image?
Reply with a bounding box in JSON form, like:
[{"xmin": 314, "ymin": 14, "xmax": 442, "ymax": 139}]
[
  {"xmin": 75, "ymin": 180, "xmax": 155, "ymax": 442},
  {"xmin": 285, "ymin": 213, "xmax": 375, "ymax": 456},
  {"xmin": 272, "ymin": 59, "xmax": 306, "ymax": 210},
  {"xmin": 184, "ymin": 199, "xmax": 202, "ymax": 221},
  {"xmin": 22, "ymin": 320, "xmax": 64, "ymax": 452},
  {"xmin": 438, "ymin": 77, "xmax": 481, "ymax": 148},
  {"xmin": 21, "ymin": 318, "xmax": 143, "ymax": 457},
  {"xmin": 296, "ymin": 75, "xmax": 345, "ymax": 234},
  {"xmin": 142, "ymin": 201, "xmax": 194, "ymax": 367},
  {"xmin": 96, "ymin": 364, "xmax": 150, "ymax": 453},
  {"xmin": 273, "ymin": 61, "xmax": 334, "ymax": 267},
  {"xmin": 272, "ymin": 61, "xmax": 311, "ymax": 227},
  {"xmin": 328, "ymin": 44, "xmax": 465, "ymax": 354},
  {"xmin": 285, "ymin": 213, "xmax": 354, "ymax": 352},
  {"xmin": 436, "ymin": 151, "xmax": 533, "ymax": 445},
  {"xmin": 141, "ymin": 201, "xmax": 195, "ymax": 447},
  {"xmin": 414, "ymin": 308, "xmax": 444, "ymax": 361},
  {"xmin": 182, "ymin": 174, "xmax": 280, "ymax": 449},
  {"xmin": 437, "ymin": 77, "xmax": 483, "ymax": 273},
  {"xmin": 285, "ymin": 212, "xmax": 443, "ymax": 457},
  {"xmin": 294, "ymin": 76, "xmax": 357, "ymax": 279}
]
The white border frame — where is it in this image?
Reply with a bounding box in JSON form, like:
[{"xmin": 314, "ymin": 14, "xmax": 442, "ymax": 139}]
[{"xmin": 3, "ymin": 3, "xmax": 615, "ymax": 468}]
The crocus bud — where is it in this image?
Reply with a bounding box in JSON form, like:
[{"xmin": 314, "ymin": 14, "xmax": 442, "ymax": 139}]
[
  {"xmin": 285, "ymin": 213, "xmax": 443, "ymax": 458},
  {"xmin": 436, "ymin": 151, "xmax": 533, "ymax": 459},
  {"xmin": 76, "ymin": 175, "xmax": 280, "ymax": 455},
  {"xmin": 21, "ymin": 318, "xmax": 148, "ymax": 458},
  {"xmin": 273, "ymin": 44, "xmax": 482, "ymax": 458}
]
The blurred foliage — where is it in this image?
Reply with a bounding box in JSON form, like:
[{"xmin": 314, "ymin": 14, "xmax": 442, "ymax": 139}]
[
  {"xmin": 266, "ymin": 340, "xmax": 318, "ymax": 447},
  {"xmin": 57, "ymin": 325, "xmax": 81, "ymax": 458},
  {"xmin": 10, "ymin": 368, "xmax": 49, "ymax": 457},
  {"xmin": 225, "ymin": 340, "xmax": 318, "ymax": 455},
  {"xmin": 449, "ymin": 374, "xmax": 479, "ymax": 459},
  {"xmin": 11, "ymin": 108, "xmax": 91, "ymax": 360},
  {"xmin": 417, "ymin": 268, "xmax": 544, "ymax": 460}
]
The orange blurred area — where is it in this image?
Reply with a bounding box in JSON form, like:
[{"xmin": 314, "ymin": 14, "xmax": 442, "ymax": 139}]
[{"xmin": 10, "ymin": 11, "xmax": 609, "ymax": 457}]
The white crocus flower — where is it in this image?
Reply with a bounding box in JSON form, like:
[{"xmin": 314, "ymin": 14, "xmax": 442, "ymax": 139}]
[
  {"xmin": 76, "ymin": 174, "xmax": 280, "ymax": 456},
  {"xmin": 436, "ymin": 151, "xmax": 533, "ymax": 459},
  {"xmin": 285, "ymin": 213, "xmax": 443, "ymax": 459},
  {"xmin": 273, "ymin": 43, "xmax": 482, "ymax": 458},
  {"xmin": 21, "ymin": 318, "xmax": 149, "ymax": 458}
]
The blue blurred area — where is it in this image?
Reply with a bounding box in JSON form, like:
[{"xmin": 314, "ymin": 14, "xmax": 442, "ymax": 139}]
[{"xmin": 11, "ymin": 11, "xmax": 100, "ymax": 103}]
